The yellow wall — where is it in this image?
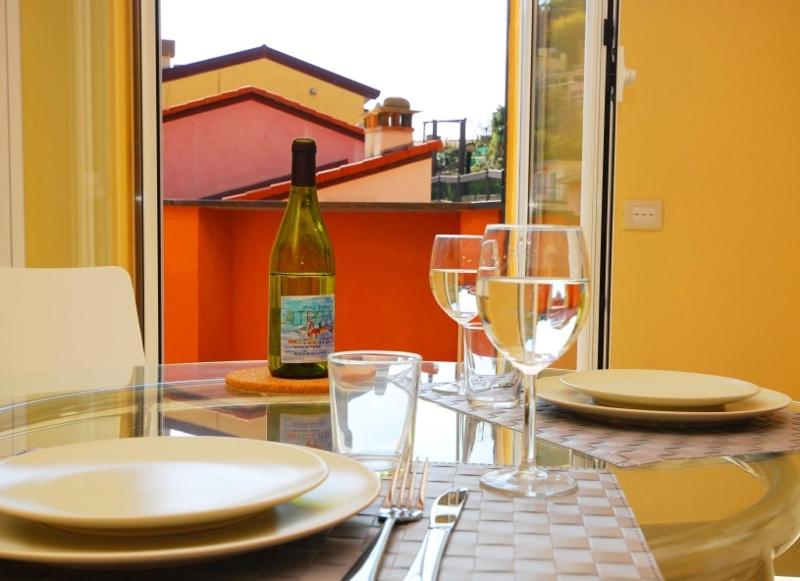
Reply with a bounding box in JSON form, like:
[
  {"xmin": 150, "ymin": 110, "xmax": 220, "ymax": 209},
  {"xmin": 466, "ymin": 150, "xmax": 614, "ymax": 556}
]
[
  {"xmin": 20, "ymin": 0, "xmax": 135, "ymax": 272},
  {"xmin": 612, "ymin": 1, "xmax": 800, "ymax": 397},
  {"xmin": 163, "ymin": 59, "xmax": 371, "ymax": 126},
  {"xmin": 21, "ymin": 0, "xmax": 76, "ymax": 265}
]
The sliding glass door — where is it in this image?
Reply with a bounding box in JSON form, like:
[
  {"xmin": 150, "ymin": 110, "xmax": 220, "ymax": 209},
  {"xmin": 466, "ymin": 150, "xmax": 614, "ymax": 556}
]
[{"xmin": 508, "ymin": 0, "xmax": 614, "ymax": 369}]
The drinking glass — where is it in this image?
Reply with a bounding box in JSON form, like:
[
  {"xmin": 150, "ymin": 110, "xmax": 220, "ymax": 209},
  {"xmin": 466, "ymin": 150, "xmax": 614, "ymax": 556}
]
[
  {"xmin": 428, "ymin": 234, "xmax": 483, "ymax": 394},
  {"xmin": 477, "ymin": 225, "xmax": 590, "ymax": 496},
  {"xmin": 463, "ymin": 321, "xmax": 521, "ymax": 408},
  {"xmin": 328, "ymin": 351, "xmax": 421, "ymax": 475}
]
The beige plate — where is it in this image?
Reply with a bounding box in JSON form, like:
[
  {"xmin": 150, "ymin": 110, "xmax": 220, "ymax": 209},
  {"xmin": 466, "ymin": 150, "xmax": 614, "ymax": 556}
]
[
  {"xmin": 0, "ymin": 447, "xmax": 379, "ymax": 566},
  {"xmin": 0, "ymin": 437, "xmax": 329, "ymax": 534},
  {"xmin": 559, "ymin": 369, "xmax": 760, "ymax": 409},
  {"xmin": 539, "ymin": 376, "xmax": 791, "ymax": 425}
]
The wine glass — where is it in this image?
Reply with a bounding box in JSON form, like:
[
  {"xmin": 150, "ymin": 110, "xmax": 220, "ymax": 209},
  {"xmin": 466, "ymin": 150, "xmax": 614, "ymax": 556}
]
[
  {"xmin": 428, "ymin": 234, "xmax": 483, "ymax": 394},
  {"xmin": 476, "ymin": 224, "xmax": 590, "ymax": 496}
]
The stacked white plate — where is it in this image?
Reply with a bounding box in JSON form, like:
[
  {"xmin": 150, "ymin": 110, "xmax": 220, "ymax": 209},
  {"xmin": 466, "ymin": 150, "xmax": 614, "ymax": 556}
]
[
  {"xmin": 0, "ymin": 437, "xmax": 380, "ymax": 566},
  {"xmin": 538, "ymin": 369, "xmax": 791, "ymax": 425}
]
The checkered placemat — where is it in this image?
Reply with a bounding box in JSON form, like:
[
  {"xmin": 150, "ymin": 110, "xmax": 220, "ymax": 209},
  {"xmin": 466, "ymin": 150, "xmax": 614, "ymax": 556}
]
[
  {"xmin": 0, "ymin": 464, "xmax": 662, "ymax": 580},
  {"xmin": 420, "ymin": 384, "xmax": 800, "ymax": 468},
  {"xmin": 371, "ymin": 464, "xmax": 662, "ymax": 581}
]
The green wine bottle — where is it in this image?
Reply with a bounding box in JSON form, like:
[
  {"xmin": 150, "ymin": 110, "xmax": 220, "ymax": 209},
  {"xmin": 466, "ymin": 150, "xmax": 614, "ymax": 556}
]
[{"xmin": 268, "ymin": 138, "xmax": 335, "ymax": 379}]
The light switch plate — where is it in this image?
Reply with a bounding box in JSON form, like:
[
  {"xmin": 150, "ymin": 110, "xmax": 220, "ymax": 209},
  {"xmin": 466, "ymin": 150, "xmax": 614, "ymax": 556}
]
[{"xmin": 624, "ymin": 199, "xmax": 663, "ymax": 230}]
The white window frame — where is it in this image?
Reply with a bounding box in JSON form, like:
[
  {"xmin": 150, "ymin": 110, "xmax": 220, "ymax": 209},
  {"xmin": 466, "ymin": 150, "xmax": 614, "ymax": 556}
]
[{"xmin": 139, "ymin": 0, "xmax": 161, "ymax": 366}]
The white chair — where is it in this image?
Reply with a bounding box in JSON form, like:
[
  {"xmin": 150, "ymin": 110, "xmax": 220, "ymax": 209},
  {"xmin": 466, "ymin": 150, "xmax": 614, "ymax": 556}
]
[{"xmin": 0, "ymin": 266, "xmax": 145, "ymax": 378}]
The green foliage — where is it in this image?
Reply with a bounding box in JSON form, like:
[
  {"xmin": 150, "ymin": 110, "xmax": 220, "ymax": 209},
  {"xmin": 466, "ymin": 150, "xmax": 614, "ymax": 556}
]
[{"xmin": 487, "ymin": 105, "xmax": 506, "ymax": 170}]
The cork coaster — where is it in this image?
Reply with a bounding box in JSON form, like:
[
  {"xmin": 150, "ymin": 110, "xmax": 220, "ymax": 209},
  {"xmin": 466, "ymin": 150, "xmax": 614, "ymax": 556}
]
[{"xmin": 225, "ymin": 367, "xmax": 329, "ymax": 395}]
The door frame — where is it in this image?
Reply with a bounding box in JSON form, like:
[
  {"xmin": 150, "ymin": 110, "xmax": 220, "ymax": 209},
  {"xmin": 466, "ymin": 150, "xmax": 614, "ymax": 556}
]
[
  {"xmin": 138, "ymin": 0, "xmax": 162, "ymax": 366},
  {"xmin": 578, "ymin": 0, "xmax": 613, "ymax": 370}
]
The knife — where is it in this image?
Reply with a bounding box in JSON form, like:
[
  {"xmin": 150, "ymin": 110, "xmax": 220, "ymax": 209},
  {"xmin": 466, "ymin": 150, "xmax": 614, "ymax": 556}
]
[{"xmin": 402, "ymin": 487, "xmax": 469, "ymax": 581}]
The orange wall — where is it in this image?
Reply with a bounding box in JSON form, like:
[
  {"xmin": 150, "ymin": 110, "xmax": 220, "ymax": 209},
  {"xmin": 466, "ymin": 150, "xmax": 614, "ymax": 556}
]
[
  {"xmin": 163, "ymin": 205, "xmax": 501, "ymax": 363},
  {"xmin": 612, "ymin": 1, "xmax": 800, "ymax": 397}
]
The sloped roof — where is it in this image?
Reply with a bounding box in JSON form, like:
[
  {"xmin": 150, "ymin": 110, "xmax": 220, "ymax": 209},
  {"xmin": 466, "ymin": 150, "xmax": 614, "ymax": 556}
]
[
  {"xmin": 224, "ymin": 140, "xmax": 443, "ymax": 201},
  {"xmin": 163, "ymin": 86, "xmax": 365, "ymax": 141},
  {"xmin": 162, "ymin": 45, "xmax": 380, "ymax": 100}
]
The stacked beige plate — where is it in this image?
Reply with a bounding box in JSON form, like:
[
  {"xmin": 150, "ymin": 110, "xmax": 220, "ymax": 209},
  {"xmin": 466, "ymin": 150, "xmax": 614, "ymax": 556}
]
[
  {"xmin": 538, "ymin": 369, "xmax": 791, "ymax": 425},
  {"xmin": 0, "ymin": 436, "xmax": 380, "ymax": 566}
]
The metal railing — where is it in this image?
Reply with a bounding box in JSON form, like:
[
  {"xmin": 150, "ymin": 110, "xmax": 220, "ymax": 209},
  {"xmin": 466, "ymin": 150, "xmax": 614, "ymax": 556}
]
[{"xmin": 431, "ymin": 169, "xmax": 504, "ymax": 202}]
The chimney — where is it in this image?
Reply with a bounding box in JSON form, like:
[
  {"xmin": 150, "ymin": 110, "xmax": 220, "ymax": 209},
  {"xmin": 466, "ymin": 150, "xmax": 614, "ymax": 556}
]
[
  {"xmin": 363, "ymin": 97, "xmax": 418, "ymax": 157},
  {"xmin": 161, "ymin": 39, "xmax": 176, "ymax": 69}
]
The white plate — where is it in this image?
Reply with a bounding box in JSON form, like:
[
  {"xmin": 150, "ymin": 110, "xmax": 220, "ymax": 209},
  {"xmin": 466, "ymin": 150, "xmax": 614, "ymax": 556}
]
[
  {"xmin": 539, "ymin": 376, "xmax": 791, "ymax": 425},
  {"xmin": 0, "ymin": 447, "xmax": 380, "ymax": 567},
  {"xmin": 0, "ymin": 437, "xmax": 329, "ymax": 534},
  {"xmin": 559, "ymin": 369, "xmax": 760, "ymax": 409}
]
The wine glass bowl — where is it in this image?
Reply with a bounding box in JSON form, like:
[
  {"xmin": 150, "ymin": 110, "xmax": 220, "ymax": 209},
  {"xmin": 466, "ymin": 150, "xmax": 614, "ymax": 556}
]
[
  {"xmin": 429, "ymin": 235, "xmax": 482, "ymax": 323},
  {"xmin": 476, "ymin": 225, "xmax": 590, "ymax": 496},
  {"xmin": 428, "ymin": 235, "xmax": 483, "ymax": 393}
]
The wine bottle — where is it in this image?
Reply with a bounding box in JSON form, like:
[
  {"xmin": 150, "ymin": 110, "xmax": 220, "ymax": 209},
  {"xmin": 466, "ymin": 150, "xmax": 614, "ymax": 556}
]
[{"xmin": 268, "ymin": 138, "xmax": 335, "ymax": 379}]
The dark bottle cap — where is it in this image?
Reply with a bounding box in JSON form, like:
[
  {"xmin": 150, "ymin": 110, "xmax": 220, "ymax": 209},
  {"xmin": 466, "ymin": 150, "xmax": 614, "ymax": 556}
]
[
  {"xmin": 292, "ymin": 138, "xmax": 317, "ymax": 154},
  {"xmin": 291, "ymin": 138, "xmax": 317, "ymax": 186}
]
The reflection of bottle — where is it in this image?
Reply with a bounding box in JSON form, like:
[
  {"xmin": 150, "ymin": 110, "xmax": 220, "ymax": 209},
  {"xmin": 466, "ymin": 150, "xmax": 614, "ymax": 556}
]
[
  {"xmin": 267, "ymin": 402, "xmax": 333, "ymax": 451},
  {"xmin": 268, "ymin": 138, "xmax": 335, "ymax": 379}
]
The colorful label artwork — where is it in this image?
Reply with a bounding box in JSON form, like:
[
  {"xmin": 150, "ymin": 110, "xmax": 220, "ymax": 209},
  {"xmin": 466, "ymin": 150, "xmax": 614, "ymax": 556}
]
[{"xmin": 280, "ymin": 294, "xmax": 335, "ymax": 363}]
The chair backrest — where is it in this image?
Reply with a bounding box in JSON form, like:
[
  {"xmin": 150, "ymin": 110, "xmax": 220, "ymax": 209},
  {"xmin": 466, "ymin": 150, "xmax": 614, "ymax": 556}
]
[{"xmin": 0, "ymin": 266, "xmax": 145, "ymax": 378}]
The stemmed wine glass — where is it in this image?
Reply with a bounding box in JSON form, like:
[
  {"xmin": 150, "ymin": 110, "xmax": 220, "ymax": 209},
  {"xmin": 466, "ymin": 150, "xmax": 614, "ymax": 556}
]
[
  {"xmin": 476, "ymin": 225, "xmax": 590, "ymax": 496},
  {"xmin": 428, "ymin": 234, "xmax": 482, "ymax": 394}
]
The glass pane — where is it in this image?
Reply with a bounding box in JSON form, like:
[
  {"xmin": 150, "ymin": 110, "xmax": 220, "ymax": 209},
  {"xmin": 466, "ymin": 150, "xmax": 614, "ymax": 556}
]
[{"xmin": 529, "ymin": 0, "xmax": 585, "ymax": 226}]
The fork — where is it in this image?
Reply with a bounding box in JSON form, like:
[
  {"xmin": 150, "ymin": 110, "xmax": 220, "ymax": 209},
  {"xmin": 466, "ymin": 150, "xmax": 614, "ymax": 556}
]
[{"xmin": 344, "ymin": 453, "xmax": 430, "ymax": 581}]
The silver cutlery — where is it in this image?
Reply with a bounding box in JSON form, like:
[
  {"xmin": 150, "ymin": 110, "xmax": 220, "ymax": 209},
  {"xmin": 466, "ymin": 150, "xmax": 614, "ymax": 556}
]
[
  {"xmin": 402, "ymin": 487, "xmax": 469, "ymax": 581},
  {"xmin": 344, "ymin": 454, "xmax": 430, "ymax": 581}
]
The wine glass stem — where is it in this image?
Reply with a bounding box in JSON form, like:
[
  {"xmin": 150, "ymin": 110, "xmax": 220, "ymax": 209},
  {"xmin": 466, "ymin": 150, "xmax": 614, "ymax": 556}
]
[
  {"xmin": 519, "ymin": 373, "xmax": 537, "ymax": 471},
  {"xmin": 455, "ymin": 323, "xmax": 465, "ymax": 381}
]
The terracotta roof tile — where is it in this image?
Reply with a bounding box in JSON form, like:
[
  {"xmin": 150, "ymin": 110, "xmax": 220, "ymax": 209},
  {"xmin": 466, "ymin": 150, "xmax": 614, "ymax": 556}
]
[
  {"xmin": 224, "ymin": 140, "xmax": 443, "ymax": 202},
  {"xmin": 163, "ymin": 86, "xmax": 364, "ymax": 140},
  {"xmin": 162, "ymin": 45, "xmax": 380, "ymax": 100}
]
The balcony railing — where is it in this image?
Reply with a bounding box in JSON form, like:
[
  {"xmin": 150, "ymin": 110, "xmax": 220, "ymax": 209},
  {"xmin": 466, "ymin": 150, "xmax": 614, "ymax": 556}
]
[{"xmin": 431, "ymin": 169, "xmax": 504, "ymax": 202}]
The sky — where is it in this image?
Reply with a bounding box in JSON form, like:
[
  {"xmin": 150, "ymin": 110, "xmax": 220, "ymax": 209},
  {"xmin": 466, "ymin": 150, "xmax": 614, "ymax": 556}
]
[{"xmin": 160, "ymin": 0, "xmax": 508, "ymax": 140}]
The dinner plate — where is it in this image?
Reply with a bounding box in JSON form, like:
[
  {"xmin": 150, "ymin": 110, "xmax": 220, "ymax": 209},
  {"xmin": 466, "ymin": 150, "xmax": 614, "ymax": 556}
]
[
  {"xmin": 559, "ymin": 369, "xmax": 760, "ymax": 409},
  {"xmin": 538, "ymin": 376, "xmax": 791, "ymax": 425},
  {"xmin": 0, "ymin": 437, "xmax": 329, "ymax": 534},
  {"xmin": 0, "ymin": 447, "xmax": 380, "ymax": 567}
]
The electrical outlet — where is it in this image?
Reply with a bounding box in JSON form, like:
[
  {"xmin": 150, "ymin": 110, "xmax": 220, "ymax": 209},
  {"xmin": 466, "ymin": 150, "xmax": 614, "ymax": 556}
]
[{"xmin": 624, "ymin": 200, "xmax": 663, "ymax": 230}]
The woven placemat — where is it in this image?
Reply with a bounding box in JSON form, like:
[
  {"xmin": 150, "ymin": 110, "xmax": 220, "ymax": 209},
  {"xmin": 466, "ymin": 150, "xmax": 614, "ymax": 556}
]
[
  {"xmin": 371, "ymin": 463, "xmax": 662, "ymax": 581},
  {"xmin": 420, "ymin": 384, "xmax": 800, "ymax": 468},
  {"xmin": 0, "ymin": 464, "xmax": 662, "ymax": 580}
]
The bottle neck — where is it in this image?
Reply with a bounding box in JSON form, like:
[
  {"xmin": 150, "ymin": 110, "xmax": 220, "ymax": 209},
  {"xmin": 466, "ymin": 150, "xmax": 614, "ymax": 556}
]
[{"xmin": 292, "ymin": 151, "xmax": 316, "ymax": 187}]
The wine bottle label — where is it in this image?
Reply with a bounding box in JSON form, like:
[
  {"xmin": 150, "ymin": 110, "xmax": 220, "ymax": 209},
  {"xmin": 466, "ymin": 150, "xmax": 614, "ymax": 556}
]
[{"xmin": 279, "ymin": 294, "xmax": 335, "ymax": 363}]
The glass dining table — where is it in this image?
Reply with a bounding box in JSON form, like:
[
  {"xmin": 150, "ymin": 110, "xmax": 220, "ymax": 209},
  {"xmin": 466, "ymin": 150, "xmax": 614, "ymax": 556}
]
[{"xmin": 0, "ymin": 360, "xmax": 799, "ymax": 580}]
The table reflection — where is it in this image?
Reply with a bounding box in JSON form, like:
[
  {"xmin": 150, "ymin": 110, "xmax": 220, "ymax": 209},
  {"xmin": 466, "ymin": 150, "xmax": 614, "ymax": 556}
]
[{"xmin": 0, "ymin": 361, "xmax": 799, "ymax": 580}]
